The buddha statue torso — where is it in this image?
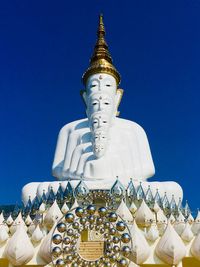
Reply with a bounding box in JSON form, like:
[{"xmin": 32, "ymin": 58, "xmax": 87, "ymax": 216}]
[{"xmin": 52, "ymin": 116, "xmax": 155, "ymax": 185}]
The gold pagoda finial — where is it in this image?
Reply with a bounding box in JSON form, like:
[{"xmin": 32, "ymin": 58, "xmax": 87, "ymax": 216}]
[
  {"xmin": 82, "ymin": 14, "xmax": 121, "ymax": 85},
  {"xmin": 98, "ymin": 14, "xmax": 105, "ymax": 37}
]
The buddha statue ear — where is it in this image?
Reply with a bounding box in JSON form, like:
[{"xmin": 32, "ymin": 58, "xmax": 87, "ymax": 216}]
[
  {"xmin": 80, "ymin": 90, "xmax": 87, "ymax": 107},
  {"xmin": 115, "ymin": 89, "xmax": 124, "ymax": 116},
  {"xmin": 80, "ymin": 90, "xmax": 90, "ymax": 117}
]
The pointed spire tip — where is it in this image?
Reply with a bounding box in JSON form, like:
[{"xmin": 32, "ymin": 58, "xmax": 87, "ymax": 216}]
[{"xmin": 82, "ymin": 14, "xmax": 121, "ymax": 85}]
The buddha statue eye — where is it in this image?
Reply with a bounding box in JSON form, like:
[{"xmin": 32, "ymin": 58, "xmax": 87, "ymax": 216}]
[
  {"xmin": 104, "ymin": 102, "xmax": 110, "ymax": 105},
  {"xmin": 103, "ymin": 121, "xmax": 107, "ymax": 124},
  {"xmin": 92, "ymin": 102, "xmax": 98, "ymax": 106},
  {"xmin": 90, "ymin": 84, "xmax": 97, "ymax": 88},
  {"xmin": 106, "ymin": 84, "xmax": 111, "ymax": 87}
]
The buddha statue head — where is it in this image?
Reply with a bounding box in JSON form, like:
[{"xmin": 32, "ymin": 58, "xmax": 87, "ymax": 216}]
[
  {"xmin": 89, "ymin": 111, "xmax": 111, "ymax": 131},
  {"xmin": 92, "ymin": 128, "xmax": 108, "ymax": 143},
  {"xmin": 81, "ymin": 15, "xmax": 123, "ymax": 119},
  {"xmin": 93, "ymin": 142, "xmax": 107, "ymax": 159},
  {"xmin": 91, "ymin": 128, "xmax": 109, "ymax": 158}
]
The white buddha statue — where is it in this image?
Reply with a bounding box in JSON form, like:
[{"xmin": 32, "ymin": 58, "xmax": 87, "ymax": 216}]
[
  {"xmin": 50, "ymin": 15, "xmax": 183, "ymax": 201},
  {"xmin": 22, "ymin": 15, "xmax": 183, "ymax": 204},
  {"xmin": 53, "ymin": 71, "xmax": 155, "ymax": 182}
]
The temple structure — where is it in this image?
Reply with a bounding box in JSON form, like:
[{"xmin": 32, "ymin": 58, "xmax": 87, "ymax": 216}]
[{"xmin": 0, "ymin": 15, "xmax": 200, "ymax": 267}]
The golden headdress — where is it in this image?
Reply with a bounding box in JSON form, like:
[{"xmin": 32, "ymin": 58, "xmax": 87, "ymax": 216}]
[{"xmin": 82, "ymin": 15, "xmax": 121, "ymax": 85}]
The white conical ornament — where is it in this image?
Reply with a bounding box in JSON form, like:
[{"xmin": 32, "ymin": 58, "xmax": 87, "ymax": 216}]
[
  {"xmin": 195, "ymin": 210, "xmax": 200, "ymax": 221},
  {"xmin": 191, "ymin": 211, "xmax": 200, "ymax": 235},
  {"xmin": 116, "ymin": 199, "xmax": 133, "ymax": 223},
  {"xmin": 134, "ymin": 200, "xmax": 155, "ymax": 227},
  {"xmin": 5, "ymin": 224, "xmax": 34, "ymax": 266},
  {"xmin": 0, "ymin": 225, "xmax": 9, "ymax": 243},
  {"xmin": 61, "ymin": 202, "xmax": 69, "ymax": 214},
  {"xmin": 174, "ymin": 223, "xmax": 185, "ymax": 236},
  {"xmin": 28, "ymin": 223, "xmax": 36, "ymax": 235},
  {"xmin": 6, "ymin": 214, "xmax": 13, "ymax": 226},
  {"xmin": 191, "ymin": 231, "xmax": 200, "ymax": 261},
  {"xmin": 156, "ymin": 208, "xmax": 167, "ymax": 236},
  {"xmin": 25, "ymin": 214, "xmax": 33, "ymax": 226},
  {"xmin": 181, "ymin": 222, "xmax": 194, "ymax": 242},
  {"xmin": 0, "ymin": 222, "xmax": 9, "ymax": 234},
  {"xmin": 10, "ymin": 212, "xmax": 27, "ymax": 234},
  {"xmin": 128, "ymin": 220, "xmax": 150, "ymax": 264},
  {"xmin": 187, "ymin": 213, "xmax": 194, "ymax": 224},
  {"xmin": 31, "ymin": 224, "xmax": 44, "ymax": 244},
  {"xmin": 153, "ymin": 202, "xmax": 160, "ymax": 213},
  {"xmin": 191, "ymin": 222, "xmax": 200, "ymax": 235},
  {"xmin": 129, "ymin": 201, "xmax": 137, "ymax": 214},
  {"xmin": 39, "ymin": 202, "xmax": 46, "ymax": 214},
  {"xmin": 146, "ymin": 224, "xmax": 159, "ymax": 242},
  {"xmin": 177, "ymin": 210, "xmax": 185, "ymax": 222},
  {"xmin": 191, "ymin": 230, "xmax": 200, "ymax": 261},
  {"xmin": 156, "ymin": 208, "xmax": 167, "ymax": 224},
  {"xmin": 0, "ymin": 212, "xmax": 5, "ymax": 224},
  {"xmin": 44, "ymin": 200, "xmax": 62, "ymax": 230},
  {"xmin": 155, "ymin": 222, "xmax": 186, "ymax": 265},
  {"xmin": 13, "ymin": 212, "xmax": 24, "ymax": 224},
  {"xmin": 39, "ymin": 225, "xmax": 55, "ymax": 263},
  {"xmin": 168, "ymin": 213, "xmax": 176, "ymax": 224},
  {"xmin": 174, "ymin": 211, "xmax": 186, "ymax": 235}
]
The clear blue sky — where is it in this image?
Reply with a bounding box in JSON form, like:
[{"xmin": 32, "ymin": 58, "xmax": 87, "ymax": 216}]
[{"xmin": 0, "ymin": 1, "xmax": 200, "ymax": 212}]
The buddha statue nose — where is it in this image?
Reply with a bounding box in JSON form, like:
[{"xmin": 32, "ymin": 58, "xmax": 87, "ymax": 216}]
[
  {"xmin": 99, "ymin": 119, "xmax": 104, "ymax": 128},
  {"xmin": 98, "ymin": 101, "xmax": 103, "ymax": 111}
]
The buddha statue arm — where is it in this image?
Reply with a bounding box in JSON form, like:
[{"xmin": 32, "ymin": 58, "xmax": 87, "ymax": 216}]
[
  {"xmin": 62, "ymin": 130, "xmax": 80, "ymax": 177},
  {"xmin": 62, "ymin": 128, "xmax": 90, "ymax": 177},
  {"xmin": 134, "ymin": 123, "xmax": 155, "ymax": 178},
  {"xmin": 52, "ymin": 125, "xmax": 71, "ymax": 179},
  {"xmin": 52, "ymin": 119, "xmax": 89, "ymax": 179},
  {"xmin": 117, "ymin": 119, "xmax": 155, "ymax": 179},
  {"xmin": 76, "ymin": 152, "xmax": 94, "ymax": 178},
  {"xmin": 68, "ymin": 143, "xmax": 92, "ymax": 176}
]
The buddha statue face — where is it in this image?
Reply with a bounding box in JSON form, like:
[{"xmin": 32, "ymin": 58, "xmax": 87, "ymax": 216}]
[
  {"xmin": 93, "ymin": 142, "xmax": 107, "ymax": 159},
  {"xmin": 92, "ymin": 129, "xmax": 108, "ymax": 159},
  {"xmin": 86, "ymin": 73, "xmax": 117, "ymax": 96},
  {"xmin": 92, "ymin": 129, "xmax": 108, "ymax": 143},
  {"xmin": 81, "ymin": 73, "xmax": 123, "ymax": 158},
  {"xmin": 90, "ymin": 111, "xmax": 111, "ymax": 131},
  {"xmin": 82, "ymin": 73, "xmax": 123, "ymax": 118}
]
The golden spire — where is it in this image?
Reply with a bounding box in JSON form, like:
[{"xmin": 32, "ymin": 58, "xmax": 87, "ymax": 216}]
[{"xmin": 82, "ymin": 14, "xmax": 121, "ymax": 85}]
